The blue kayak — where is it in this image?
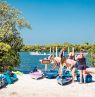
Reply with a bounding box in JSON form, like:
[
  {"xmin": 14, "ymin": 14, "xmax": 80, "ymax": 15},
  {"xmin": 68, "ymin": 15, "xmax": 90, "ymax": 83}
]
[
  {"xmin": 57, "ymin": 70, "xmax": 72, "ymax": 85},
  {"xmin": 57, "ymin": 76, "xmax": 72, "ymax": 85},
  {"xmin": 3, "ymin": 71, "xmax": 18, "ymax": 84},
  {"xmin": 0, "ymin": 75, "xmax": 5, "ymax": 88},
  {"xmin": 77, "ymin": 74, "xmax": 92, "ymax": 83},
  {"xmin": 44, "ymin": 70, "xmax": 58, "ymax": 79}
]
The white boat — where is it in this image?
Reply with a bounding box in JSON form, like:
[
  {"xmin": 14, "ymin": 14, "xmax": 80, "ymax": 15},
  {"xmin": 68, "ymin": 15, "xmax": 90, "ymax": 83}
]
[
  {"xmin": 75, "ymin": 52, "xmax": 88, "ymax": 56},
  {"xmin": 30, "ymin": 52, "xmax": 50, "ymax": 55},
  {"xmin": 30, "ymin": 52, "xmax": 40, "ymax": 55}
]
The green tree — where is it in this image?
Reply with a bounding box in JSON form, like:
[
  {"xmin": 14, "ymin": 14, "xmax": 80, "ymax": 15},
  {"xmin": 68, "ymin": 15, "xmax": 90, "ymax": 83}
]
[
  {"xmin": 0, "ymin": 0, "xmax": 31, "ymax": 72},
  {"xmin": 88, "ymin": 46, "xmax": 95, "ymax": 67}
]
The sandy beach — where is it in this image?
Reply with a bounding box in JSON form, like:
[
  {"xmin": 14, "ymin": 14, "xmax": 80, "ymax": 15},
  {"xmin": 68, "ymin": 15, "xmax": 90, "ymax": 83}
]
[{"xmin": 0, "ymin": 73, "xmax": 95, "ymax": 97}]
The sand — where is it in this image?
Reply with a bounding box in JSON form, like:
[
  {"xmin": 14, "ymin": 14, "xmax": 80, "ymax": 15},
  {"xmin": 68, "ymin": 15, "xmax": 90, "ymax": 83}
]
[{"xmin": 0, "ymin": 72, "xmax": 95, "ymax": 97}]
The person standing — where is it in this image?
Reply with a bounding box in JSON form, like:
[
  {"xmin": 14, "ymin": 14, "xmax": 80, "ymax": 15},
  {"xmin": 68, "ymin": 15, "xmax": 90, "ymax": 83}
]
[
  {"xmin": 68, "ymin": 50, "xmax": 75, "ymax": 60},
  {"xmin": 59, "ymin": 48, "xmax": 66, "ymax": 57},
  {"xmin": 75, "ymin": 49, "xmax": 86, "ymax": 83}
]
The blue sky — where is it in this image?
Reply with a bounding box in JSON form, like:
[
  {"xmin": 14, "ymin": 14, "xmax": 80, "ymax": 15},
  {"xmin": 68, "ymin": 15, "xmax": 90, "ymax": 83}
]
[{"xmin": 7, "ymin": 0, "xmax": 95, "ymax": 45}]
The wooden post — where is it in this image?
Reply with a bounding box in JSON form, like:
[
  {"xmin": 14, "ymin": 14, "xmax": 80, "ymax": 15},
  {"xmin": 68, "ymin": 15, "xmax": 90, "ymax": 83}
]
[
  {"xmin": 52, "ymin": 47, "xmax": 54, "ymax": 57},
  {"xmin": 72, "ymin": 47, "xmax": 75, "ymax": 59},
  {"xmin": 72, "ymin": 47, "xmax": 74, "ymax": 53},
  {"xmin": 68, "ymin": 47, "xmax": 70, "ymax": 54},
  {"xmin": 50, "ymin": 47, "xmax": 51, "ymax": 55},
  {"xmin": 56, "ymin": 46, "xmax": 58, "ymax": 57},
  {"xmin": 45, "ymin": 64, "xmax": 47, "ymax": 71}
]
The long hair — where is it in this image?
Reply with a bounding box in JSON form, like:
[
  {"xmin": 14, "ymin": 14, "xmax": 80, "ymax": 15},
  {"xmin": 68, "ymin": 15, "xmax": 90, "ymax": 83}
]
[{"xmin": 60, "ymin": 56, "xmax": 66, "ymax": 65}]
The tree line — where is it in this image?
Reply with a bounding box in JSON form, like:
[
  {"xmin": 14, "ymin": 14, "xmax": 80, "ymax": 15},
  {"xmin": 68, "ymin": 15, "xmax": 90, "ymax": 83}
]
[{"xmin": 21, "ymin": 43, "xmax": 95, "ymax": 53}]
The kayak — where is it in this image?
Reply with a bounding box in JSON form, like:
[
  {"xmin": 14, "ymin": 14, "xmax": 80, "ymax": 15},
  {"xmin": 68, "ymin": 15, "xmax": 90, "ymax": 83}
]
[
  {"xmin": 30, "ymin": 70, "xmax": 43, "ymax": 80},
  {"xmin": 57, "ymin": 76, "xmax": 72, "ymax": 85},
  {"xmin": 44, "ymin": 70, "xmax": 58, "ymax": 79},
  {"xmin": 3, "ymin": 71, "xmax": 18, "ymax": 84},
  {"xmin": 0, "ymin": 75, "xmax": 5, "ymax": 88},
  {"xmin": 13, "ymin": 71, "xmax": 23, "ymax": 75},
  {"xmin": 77, "ymin": 74, "xmax": 92, "ymax": 83},
  {"xmin": 57, "ymin": 69, "xmax": 72, "ymax": 85}
]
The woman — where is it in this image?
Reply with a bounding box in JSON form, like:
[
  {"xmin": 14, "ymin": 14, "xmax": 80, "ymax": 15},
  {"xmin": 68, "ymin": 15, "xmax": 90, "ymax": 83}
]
[
  {"xmin": 49, "ymin": 55, "xmax": 78, "ymax": 82},
  {"xmin": 75, "ymin": 49, "xmax": 86, "ymax": 83},
  {"xmin": 59, "ymin": 56, "xmax": 78, "ymax": 82},
  {"xmin": 68, "ymin": 50, "xmax": 75, "ymax": 60},
  {"xmin": 48, "ymin": 55, "xmax": 61, "ymax": 69},
  {"xmin": 59, "ymin": 48, "xmax": 66, "ymax": 57}
]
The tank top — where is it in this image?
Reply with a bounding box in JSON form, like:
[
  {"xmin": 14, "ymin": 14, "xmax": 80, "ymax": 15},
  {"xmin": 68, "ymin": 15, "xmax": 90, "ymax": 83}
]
[{"xmin": 78, "ymin": 57, "xmax": 86, "ymax": 65}]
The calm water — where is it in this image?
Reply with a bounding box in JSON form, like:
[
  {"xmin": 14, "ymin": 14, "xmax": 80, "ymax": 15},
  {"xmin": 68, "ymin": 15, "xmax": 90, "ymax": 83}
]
[
  {"xmin": 17, "ymin": 52, "xmax": 53, "ymax": 73},
  {"xmin": 17, "ymin": 52, "xmax": 92, "ymax": 73}
]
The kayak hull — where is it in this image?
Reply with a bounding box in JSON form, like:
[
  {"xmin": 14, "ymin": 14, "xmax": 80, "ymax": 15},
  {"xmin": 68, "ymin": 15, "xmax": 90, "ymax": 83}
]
[
  {"xmin": 30, "ymin": 70, "xmax": 43, "ymax": 80},
  {"xmin": 57, "ymin": 76, "xmax": 72, "ymax": 85}
]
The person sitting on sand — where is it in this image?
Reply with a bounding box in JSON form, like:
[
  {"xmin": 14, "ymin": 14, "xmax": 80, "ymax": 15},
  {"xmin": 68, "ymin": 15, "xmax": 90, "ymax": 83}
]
[{"xmin": 75, "ymin": 49, "xmax": 86, "ymax": 84}]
